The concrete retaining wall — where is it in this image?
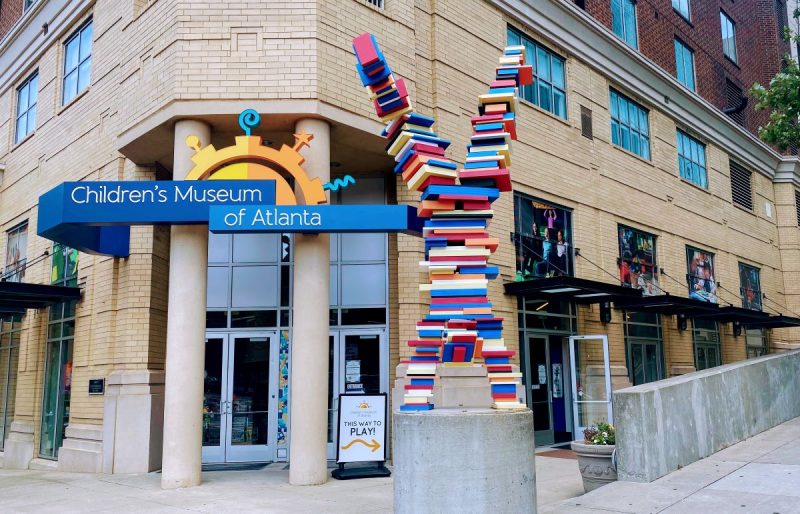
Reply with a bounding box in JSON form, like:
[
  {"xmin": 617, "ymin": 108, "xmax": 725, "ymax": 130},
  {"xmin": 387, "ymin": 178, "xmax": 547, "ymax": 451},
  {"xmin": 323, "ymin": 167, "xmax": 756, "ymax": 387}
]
[{"xmin": 614, "ymin": 350, "xmax": 800, "ymax": 482}]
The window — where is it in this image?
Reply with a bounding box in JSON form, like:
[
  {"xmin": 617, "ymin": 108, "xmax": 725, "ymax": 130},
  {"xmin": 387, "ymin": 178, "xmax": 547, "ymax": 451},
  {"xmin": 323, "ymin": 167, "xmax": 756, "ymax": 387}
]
[
  {"xmin": 365, "ymin": 0, "xmax": 383, "ymax": 7},
  {"xmin": 672, "ymin": 0, "xmax": 690, "ymax": 19},
  {"xmin": 795, "ymin": 189, "xmax": 800, "ymax": 226},
  {"xmin": 738, "ymin": 262, "xmax": 762, "ymax": 311},
  {"xmin": 612, "ymin": 0, "xmax": 638, "ymax": 49},
  {"xmin": 512, "ymin": 193, "xmax": 574, "ymax": 281},
  {"xmin": 24, "ymin": 0, "xmax": 37, "ymax": 11},
  {"xmin": 693, "ymin": 319, "xmax": 721, "ymax": 371},
  {"xmin": 686, "ymin": 247, "xmax": 717, "ymax": 303},
  {"xmin": 624, "ymin": 311, "xmax": 664, "ymax": 385},
  {"xmin": 776, "ymin": 0, "xmax": 788, "ymax": 40},
  {"xmin": 5, "ymin": 222, "xmax": 28, "ymax": 283},
  {"xmin": 507, "ymin": 27, "xmax": 567, "ymax": 119},
  {"xmin": 677, "ymin": 130, "xmax": 707, "ymax": 188},
  {"xmin": 62, "ymin": 19, "xmax": 93, "ymax": 105},
  {"xmin": 15, "ymin": 72, "xmax": 37, "ymax": 144},
  {"xmin": 730, "ymin": 160, "xmax": 753, "ymax": 210},
  {"xmin": 720, "ymin": 11, "xmax": 737, "ymax": 63},
  {"xmin": 0, "ymin": 315, "xmax": 21, "ymax": 450},
  {"xmin": 610, "ymin": 89, "xmax": 650, "ymax": 159},
  {"xmin": 40, "ymin": 244, "xmax": 79, "ymax": 459},
  {"xmin": 745, "ymin": 328, "xmax": 768, "ymax": 358},
  {"xmin": 618, "ymin": 225, "xmax": 659, "ymax": 296},
  {"xmin": 674, "ymin": 39, "xmax": 695, "ymax": 91}
]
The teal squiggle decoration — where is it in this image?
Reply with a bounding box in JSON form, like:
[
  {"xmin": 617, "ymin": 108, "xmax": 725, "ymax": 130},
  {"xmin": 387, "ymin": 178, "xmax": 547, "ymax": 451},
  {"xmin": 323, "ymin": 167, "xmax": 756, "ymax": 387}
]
[
  {"xmin": 238, "ymin": 109, "xmax": 261, "ymax": 136},
  {"xmin": 323, "ymin": 175, "xmax": 356, "ymax": 191}
]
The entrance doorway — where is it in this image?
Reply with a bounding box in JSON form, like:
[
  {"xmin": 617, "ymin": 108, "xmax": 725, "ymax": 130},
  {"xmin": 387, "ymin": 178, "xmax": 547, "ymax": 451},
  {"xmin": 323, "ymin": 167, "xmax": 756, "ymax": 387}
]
[
  {"xmin": 202, "ymin": 332, "xmax": 278, "ymax": 463},
  {"xmin": 327, "ymin": 329, "xmax": 387, "ymax": 460},
  {"xmin": 523, "ymin": 333, "xmax": 572, "ymax": 446}
]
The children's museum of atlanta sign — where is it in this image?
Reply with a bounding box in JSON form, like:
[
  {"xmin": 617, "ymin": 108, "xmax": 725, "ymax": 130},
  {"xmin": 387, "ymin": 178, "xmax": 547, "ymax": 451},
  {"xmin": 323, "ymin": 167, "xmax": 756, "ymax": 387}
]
[{"xmin": 37, "ymin": 110, "xmax": 422, "ymax": 256}]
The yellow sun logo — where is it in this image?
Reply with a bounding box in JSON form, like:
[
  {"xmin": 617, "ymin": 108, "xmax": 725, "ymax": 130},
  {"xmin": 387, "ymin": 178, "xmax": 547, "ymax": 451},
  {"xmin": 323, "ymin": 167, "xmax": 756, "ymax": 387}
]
[{"xmin": 183, "ymin": 110, "xmax": 327, "ymax": 206}]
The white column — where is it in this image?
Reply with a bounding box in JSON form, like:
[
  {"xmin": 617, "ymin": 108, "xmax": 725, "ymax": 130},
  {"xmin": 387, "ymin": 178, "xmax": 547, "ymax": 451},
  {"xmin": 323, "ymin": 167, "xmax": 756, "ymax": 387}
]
[
  {"xmin": 161, "ymin": 119, "xmax": 211, "ymax": 489},
  {"xmin": 289, "ymin": 118, "xmax": 331, "ymax": 485}
]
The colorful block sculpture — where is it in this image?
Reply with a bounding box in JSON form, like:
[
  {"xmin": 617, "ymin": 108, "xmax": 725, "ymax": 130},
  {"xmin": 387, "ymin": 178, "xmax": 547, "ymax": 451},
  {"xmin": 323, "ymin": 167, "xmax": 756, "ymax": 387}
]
[{"xmin": 353, "ymin": 33, "xmax": 532, "ymax": 411}]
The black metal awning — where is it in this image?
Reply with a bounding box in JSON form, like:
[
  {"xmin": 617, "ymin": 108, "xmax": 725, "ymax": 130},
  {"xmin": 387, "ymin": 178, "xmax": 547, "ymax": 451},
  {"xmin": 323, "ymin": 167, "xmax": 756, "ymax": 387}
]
[
  {"xmin": 613, "ymin": 294, "xmax": 720, "ymax": 316},
  {"xmin": 690, "ymin": 305, "xmax": 771, "ymax": 324},
  {"xmin": 0, "ymin": 281, "xmax": 82, "ymax": 315},
  {"xmin": 504, "ymin": 276, "xmax": 642, "ymax": 304},
  {"xmin": 743, "ymin": 314, "xmax": 800, "ymax": 329}
]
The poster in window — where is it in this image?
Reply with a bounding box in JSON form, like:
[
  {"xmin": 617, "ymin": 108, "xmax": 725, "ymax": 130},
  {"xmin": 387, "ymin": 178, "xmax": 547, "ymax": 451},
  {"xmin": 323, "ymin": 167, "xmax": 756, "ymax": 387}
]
[
  {"xmin": 618, "ymin": 226, "xmax": 659, "ymax": 296},
  {"xmin": 5, "ymin": 224, "xmax": 27, "ymax": 282},
  {"xmin": 739, "ymin": 263, "xmax": 762, "ymax": 311},
  {"xmin": 512, "ymin": 193, "xmax": 573, "ymax": 281},
  {"xmin": 686, "ymin": 247, "xmax": 717, "ymax": 304}
]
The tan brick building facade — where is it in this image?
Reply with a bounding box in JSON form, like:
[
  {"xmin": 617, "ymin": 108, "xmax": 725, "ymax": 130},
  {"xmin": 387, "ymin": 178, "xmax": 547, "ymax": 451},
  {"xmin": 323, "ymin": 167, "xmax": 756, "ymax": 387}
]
[{"xmin": 0, "ymin": 0, "xmax": 798, "ymax": 474}]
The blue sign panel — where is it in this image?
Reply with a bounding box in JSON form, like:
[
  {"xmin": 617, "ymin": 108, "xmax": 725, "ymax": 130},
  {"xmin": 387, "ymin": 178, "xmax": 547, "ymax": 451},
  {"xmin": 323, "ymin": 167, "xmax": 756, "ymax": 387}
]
[
  {"xmin": 209, "ymin": 205, "xmax": 423, "ymax": 234},
  {"xmin": 38, "ymin": 181, "xmax": 277, "ymax": 257},
  {"xmin": 38, "ymin": 180, "xmax": 423, "ymax": 257}
]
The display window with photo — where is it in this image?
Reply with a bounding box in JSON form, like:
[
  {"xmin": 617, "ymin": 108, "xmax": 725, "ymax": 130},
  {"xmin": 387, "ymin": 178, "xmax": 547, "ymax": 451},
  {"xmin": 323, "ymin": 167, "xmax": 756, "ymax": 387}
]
[
  {"xmin": 512, "ymin": 193, "xmax": 573, "ymax": 281},
  {"xmin": 618, "ymin": 226, "xmax": 659, "ymax": 296},
  {"xmin": 686, "ymin": 246, "xmax": 717, "ymax": 303},
  {"xmin": 739, "ymin": 263, "xmax": 762, "ymax": 311}
]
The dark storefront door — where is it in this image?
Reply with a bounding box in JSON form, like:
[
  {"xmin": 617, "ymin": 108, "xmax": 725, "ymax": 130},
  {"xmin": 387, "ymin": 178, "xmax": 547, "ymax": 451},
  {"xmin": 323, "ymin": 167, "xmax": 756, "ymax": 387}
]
[{"xmin": 525, "ymin": 334, "xmax": 571, "ymax": 446}]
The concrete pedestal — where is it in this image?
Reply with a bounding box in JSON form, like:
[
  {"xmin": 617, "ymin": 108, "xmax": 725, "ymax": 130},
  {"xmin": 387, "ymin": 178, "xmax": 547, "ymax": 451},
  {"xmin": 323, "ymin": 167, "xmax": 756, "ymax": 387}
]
[{"xmin": 393, "ymin": 409, "xmax": 537, "ymax": 514}]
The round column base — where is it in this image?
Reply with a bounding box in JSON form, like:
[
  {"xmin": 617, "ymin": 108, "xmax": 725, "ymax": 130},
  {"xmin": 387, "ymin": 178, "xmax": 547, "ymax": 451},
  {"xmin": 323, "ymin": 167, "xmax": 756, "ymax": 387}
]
[{"xmin": 393, "ymin": 408, "xmax": 537, "ymax": 514}]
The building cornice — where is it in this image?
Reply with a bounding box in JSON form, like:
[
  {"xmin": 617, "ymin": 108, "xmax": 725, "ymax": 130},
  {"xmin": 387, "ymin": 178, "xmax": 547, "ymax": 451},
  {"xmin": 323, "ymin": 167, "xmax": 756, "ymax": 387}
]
[
  {"xmin": 492, "ymin": 0, "xmax": 787, "ymax": 180},
  {"xmin": 0, "ymin": 0, "xmax": 94, "ymax": 95},
  {"xmin": 775, "ymin": 158, "xmax": 800, "ymax": 187}
]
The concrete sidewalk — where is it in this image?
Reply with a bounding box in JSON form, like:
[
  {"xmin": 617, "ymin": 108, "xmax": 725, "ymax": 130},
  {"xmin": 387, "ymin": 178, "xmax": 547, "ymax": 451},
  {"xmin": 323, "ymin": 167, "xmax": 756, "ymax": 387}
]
[
  {"xmin": 0, "ymin": 448, "xmax": 582, "ymax": 513},
  {"xmin": 550, "ymin": 416, "xmax": 800, "ymax": 514}
]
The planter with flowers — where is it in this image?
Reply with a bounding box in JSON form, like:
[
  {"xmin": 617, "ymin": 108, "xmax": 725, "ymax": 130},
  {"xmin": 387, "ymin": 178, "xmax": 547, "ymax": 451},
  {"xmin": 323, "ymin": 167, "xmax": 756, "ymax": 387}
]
[{"xmin": 571, "ymin": 421, "xmax": 617, "ymax": 492}]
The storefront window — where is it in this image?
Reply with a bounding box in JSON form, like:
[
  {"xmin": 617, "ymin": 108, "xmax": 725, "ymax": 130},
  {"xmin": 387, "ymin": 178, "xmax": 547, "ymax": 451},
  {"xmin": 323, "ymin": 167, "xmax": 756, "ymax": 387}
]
[
  {"xmin": 512, "ymin": 193, "xmax": 573, "ymax": 281},
  {"xmin": 40, "ymin": 244, "xmax": 78, "ymax": 459},
  {"xmin": 5, "ymin": 222, "xmax": 28, "ymax": 283},
  {"xmin": 624, "ymin": 311, "xmax": 664, "ymax": 385},
  {"xmin": 618, "ymin": 226, "xmax": 659, "ymax": 296},
  {"xmin": 745, "ymin": 328, "xmax": 769, "ymax": 358},
  {"xmin": 739, "ymin": 263, "xmax": 761, "ymax": 311},
  {"xmin": 693, "ymin": 319, "xmax": 721, "ymax": 370},
  {"xmin": 686, "ymin": 246, "xmax": 717, "ymax": 303},
  {"xmin": 0, "ymin": 315, "xmax": 21, "ymax": 449},
  {"xmin": 329, "ymin": 177, "xmax": 388, "ymax": 326}
]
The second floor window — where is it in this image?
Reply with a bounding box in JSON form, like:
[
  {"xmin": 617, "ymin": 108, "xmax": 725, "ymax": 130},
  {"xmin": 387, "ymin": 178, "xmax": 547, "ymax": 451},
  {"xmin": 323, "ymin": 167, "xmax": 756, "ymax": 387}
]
[
  {"xmin": 610, "ymin": 88, "xmax": 650, "ymax": 159},
  {"xmin": 612, "ymin": 0, "xmax": 638, "ymax": 49},
  {"xmin": 720, "ymin": 11, "xmax": 737, "ymax": 63},
  {"xmin": 672, "ymin": 0, "xmax": 690, "ymax": 20},
  {"xmin": 507, "ymin": 27, "xmax": 567, "ymax": 119},
  {"xmin": 5, "ymin": 223, "xmax": 28, "ymax": 283},
  {"xmin": 739, "ymin": 262, "xmax": 761, "ymax": 311},
  {"xmin": 674, "ymin": 38, "xmax": 695, "ymax": 91},
  {"xmin": 677, "ymin": 130, "xmax": 707, "ymax": 188},
  {"xmin": 63, "ymin": 19, "xmax": 93, "ymax": 105},
  {"xmin": 24, "ymin": 0, "xmax": 36, "ymax": 11},
  {"xmin": 15, "ymin": 72, "xmax": 38, "ymax": 144}
]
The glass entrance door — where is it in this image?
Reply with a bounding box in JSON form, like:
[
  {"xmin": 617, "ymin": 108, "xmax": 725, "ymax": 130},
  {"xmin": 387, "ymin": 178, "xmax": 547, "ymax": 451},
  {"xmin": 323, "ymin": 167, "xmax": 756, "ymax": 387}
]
[
  {"xmin": 327, "ymin": 330, "xmax": 387, "ymax": 459},
  {"xmin": 203, "ymin": 332, "xmax": 278, "ymax": 463},
  {"xmin": 569, "ymin": 335, "xmax": 613, "ymax": 438}
]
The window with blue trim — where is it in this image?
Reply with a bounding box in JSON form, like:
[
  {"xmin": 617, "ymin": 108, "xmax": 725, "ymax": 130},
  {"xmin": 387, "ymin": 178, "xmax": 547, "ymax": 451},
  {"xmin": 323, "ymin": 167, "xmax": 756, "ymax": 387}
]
[
  {"xmin": 677, "ymin": 130, "xmax": 707, "ymax": 189},
  {"xmin": 674, "ymin": 38, "xmax": 695, "ymax": 91},
  {"xmin": 507, "ymin": 27, "xmax": 567, "ymax": 119},
  {"xmin": 612, "ymin": 0, "xmax": 638, "ymax": 49},
  {"xmin": 610, "ymin": 89, "xmax": 650, "ymax": 159}
]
